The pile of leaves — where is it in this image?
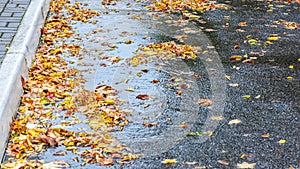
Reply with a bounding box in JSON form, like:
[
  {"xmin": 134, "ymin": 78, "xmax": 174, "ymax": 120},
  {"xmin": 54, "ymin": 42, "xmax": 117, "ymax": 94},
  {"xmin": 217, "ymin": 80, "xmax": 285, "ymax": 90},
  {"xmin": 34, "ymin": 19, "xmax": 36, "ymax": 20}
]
[
  {"xmin": 129, "ymin": 41, "xmax": 199, "ymax": 66},
  {"xmin": 1, "ymin": 0, "xmax": 137, "ymax": 168},
  {"xmin": 146, "ymin": 0, "xmax": 227, "ymax": 12}
]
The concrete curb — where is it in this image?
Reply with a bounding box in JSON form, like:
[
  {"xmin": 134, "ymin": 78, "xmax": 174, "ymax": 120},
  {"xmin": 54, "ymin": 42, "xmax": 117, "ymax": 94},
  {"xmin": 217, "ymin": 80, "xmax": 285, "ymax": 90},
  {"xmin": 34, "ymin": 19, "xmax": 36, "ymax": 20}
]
[{"xmin": 0, "ymin": 0, "xmax": 51, "ymax": 161}]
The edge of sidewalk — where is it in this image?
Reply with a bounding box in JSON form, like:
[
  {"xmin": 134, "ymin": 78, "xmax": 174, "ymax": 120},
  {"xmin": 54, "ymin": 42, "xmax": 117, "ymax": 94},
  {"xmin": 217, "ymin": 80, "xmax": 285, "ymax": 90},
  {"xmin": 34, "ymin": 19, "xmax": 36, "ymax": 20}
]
[{"xmin": 0, "ymin": 0, "xmax": 51, "ymax": 161}]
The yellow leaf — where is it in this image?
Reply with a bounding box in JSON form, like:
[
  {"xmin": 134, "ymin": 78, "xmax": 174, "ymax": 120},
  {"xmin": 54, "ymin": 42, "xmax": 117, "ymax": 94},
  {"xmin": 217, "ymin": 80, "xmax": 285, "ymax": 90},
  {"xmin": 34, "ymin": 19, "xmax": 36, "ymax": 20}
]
[
  {"xmin": 125, "ymin": 88, "xmax": 135, "ymax": 92},
  {"xmin": 287, "ymin": 76, "xmax": 293, "ymax": 80},
  {"xmin": 248, "ymin": 39, "xmax": 257, "ymax": 45},
  {"xmin": 228, "ymin": 119, "xmax": 242, "ymax": 125},
  {"xmin": 278, "ymin": 139, "xmax": 286, "ymax": 144},
  {"xmin": 28, "ymin": 129, "xmax": 39, "ymax": 136},
  {"xmin": 131, "ymin": 57, "xmax": 139, "ymax": 67},
  {"xmin": 237, "ymin": 162, "xmax": 256, "ymax": 168},
  {"xmin": 211, "ymin": 116, "xmax": 224, "ymax": 121},
  {"xmin": 238, "ymin": 22, "xmax": 247, "ymax": 26},
  {"xmin": 289, "ymin": 65, "xmax": 294, "ymax": 69},
  {"xmin": 136, "ymin": 72, "xmax": 142, "ymax": 77},
  {"xmin": 162, "ymin": 159, "xmax": 177, "ymax": 164},
  {"xmin": 105, "ymin": 99, "xmax": 115, "ymax": 105},
  {"xmin": 125, "ymin": 40, "xmax": 134, "ymax": 44},
  {"xmin": 267, "ymin": 37, "xmax": 279, "ymax": 41},
  {"xmin": 242, "ymin": 95, "xmax": 251, "ymax": 99}
]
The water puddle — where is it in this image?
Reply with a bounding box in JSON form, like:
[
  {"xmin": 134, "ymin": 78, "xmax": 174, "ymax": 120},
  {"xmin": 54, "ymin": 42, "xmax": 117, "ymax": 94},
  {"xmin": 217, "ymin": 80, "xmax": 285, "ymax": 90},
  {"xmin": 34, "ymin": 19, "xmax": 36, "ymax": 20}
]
[{"xmin": 70, "ymin": 1, "xmax": 226, "ymax": 158}]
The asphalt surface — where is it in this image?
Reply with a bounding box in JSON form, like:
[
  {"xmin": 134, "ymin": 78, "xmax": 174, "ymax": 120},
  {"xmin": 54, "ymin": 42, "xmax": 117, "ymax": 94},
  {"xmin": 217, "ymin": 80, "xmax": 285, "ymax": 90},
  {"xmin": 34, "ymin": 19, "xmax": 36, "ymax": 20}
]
[
  {"xmin": 108, "ymin": 0, "xmax": 300, "ymax": 168},
  {"xmin": 1, "ymin": 0, "xmax": 299, "ymax": 168}
]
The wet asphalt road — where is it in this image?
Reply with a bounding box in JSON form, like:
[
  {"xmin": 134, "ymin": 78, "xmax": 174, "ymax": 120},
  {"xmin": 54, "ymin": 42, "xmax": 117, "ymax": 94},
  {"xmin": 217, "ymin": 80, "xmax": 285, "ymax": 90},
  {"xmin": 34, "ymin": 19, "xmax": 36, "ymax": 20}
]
[
  {"xmin": 113, "ymin": 0, "xmax": 300, "ymax": 168},
  {"xmin": 3, "ymin": 0, "xmax": 298, "ymax": 168}
]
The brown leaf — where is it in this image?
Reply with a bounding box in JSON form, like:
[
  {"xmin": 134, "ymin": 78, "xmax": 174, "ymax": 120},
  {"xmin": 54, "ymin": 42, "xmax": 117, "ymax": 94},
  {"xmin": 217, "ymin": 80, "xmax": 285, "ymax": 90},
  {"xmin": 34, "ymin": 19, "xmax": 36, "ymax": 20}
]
[
  {"xmin": 182, "ymin": 161, "xmax": 198, "ymax": 165},
  {"xmin": 230, "ymin": 55, "xmax": 243, "ymax": 61},
  {"xmin": 261, "ymin": 133, "xmax": 270, "ymax": 138},
  {"xmin": 53, "ymin": 150, "xmax": 67, "ymax": 156},
  {"xmin": 136, "ymin": 94, "xmax": 149, "ymax": 100},
  {"xmin": 151, "ymin": 79, "xmax": 159, "ymax": 83},
  {"xmin": 176, "ymin": 90, "xmax": 182, "ymax": 95},
  {"xmin": 98, "ymin": 157, "xmax": 113, "ymax": 166},
  {"xmin": 196, "ymin": 98, "xmax": 212, "ymax": 107},
  {"xmin": 217, "ymin": 160, "xmax": 230, "ymax": 165}
]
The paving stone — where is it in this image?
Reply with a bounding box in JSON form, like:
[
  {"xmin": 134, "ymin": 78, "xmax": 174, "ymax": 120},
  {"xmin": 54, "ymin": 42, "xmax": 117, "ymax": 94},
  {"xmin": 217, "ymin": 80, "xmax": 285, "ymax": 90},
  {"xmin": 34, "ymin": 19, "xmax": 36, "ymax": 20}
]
[
  {"xmin": 0, "ymin": 39, "xmax": 10, "ymax": 45},
  {"xmin": 7, "ymin": 22, "xmax": 19, "ymax": 28},
  {"xmin": 0, "ymin": 0, "xmax": 30, "ymax": 63},
  {"xmin": 0, "ymin": 12, "xmax": 13, "ymax": 17},
  {"xmin": 12, "ymin": 13, "xmax": 24, "ymax": 17},
  {"xmin": 0, "ymin": 27, "xmax": 17, "ymax": 32},
  {"xmin": 0, "ymin": 17, "xmax": 21, "ymax": 23},
  {"xmin": 0, "ymin": 44, "xmax": 7, "ymax": 51},
  {"xmin": 3, "ymin": 8, "xmax": 25, "ymax": 12},
  {"xmin": 1, "ymin": 32, "xmax": 14, "ymax": 38},
  {"xmin": 5, "ymin": 3, "xmax": 17, "ymax": 8},
  {"xmin": 0, "ymin": 22, "xmax": 7, "ymax": 27}
]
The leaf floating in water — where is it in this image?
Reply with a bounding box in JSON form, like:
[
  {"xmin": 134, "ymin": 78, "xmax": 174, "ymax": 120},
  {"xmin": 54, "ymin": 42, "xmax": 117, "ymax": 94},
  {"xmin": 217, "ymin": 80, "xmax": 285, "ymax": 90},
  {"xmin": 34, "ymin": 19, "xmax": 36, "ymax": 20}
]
[
  {"xmin": 125, "ymin": 88, "xmax": 135, "ymax": 92},
  {"xmin": 136, "ymin": 94, "xmax": 149, "ymax": 100}
]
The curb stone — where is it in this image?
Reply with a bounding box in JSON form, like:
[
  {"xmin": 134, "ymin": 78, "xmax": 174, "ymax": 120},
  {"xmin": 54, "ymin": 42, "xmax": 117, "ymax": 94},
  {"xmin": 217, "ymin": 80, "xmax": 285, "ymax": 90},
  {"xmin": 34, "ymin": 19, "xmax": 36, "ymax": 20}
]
[{"xmin": 0, "ymin": 0, "xmax": 51, "ymax": 161}]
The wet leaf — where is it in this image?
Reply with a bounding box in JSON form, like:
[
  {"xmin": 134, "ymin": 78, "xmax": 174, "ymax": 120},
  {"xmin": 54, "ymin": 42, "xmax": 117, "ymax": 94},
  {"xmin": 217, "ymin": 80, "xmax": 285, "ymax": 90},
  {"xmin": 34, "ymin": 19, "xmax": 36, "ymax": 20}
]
[
  {"xmin": 143, "ymin": 121, "xmax": 158, "ymax": 127},
  {"xmin": 162, "ymin": 159, "xmax": 177, "ymax": 164},
  {"xmin": 255, "ymin": 95, "xmax": 261, "ymax": 99},
  {"xmin": 228, "ymin": 119, "xmax": 242, "ymax": 125},
  {"xmin": 131, "ymin": 57, "xmax": 139, "ymax": 67},
  {"xmin": 136, "ymin": 94, "xmax": 149, "ymax": 100},
  {"xmin": 278, "ymin": 139, "xmax": 286, "ymax": 144},
  {"xmin": 196, "ymin": 98, "xmax": 212, "ymax": 107},
  {"xmin": 237, "ymin": 162, "xmax": 256, "ymax": 168},
  {"xmin": 151, "ymin": 79, "xmax": 159, "ymax": 83},
  {"xmin": 217, "ymin": 160, "xmax": 230, "ymax": 165},
  {"xmin": 125, "ymin": 88, "xmax": 135, "ymax": 92},
  {"xmin": 240, "ymin": 154, "xmax": 250, "ymax": 158},
  {"xmin": 242, "ymin": 95, "xmax": 251, "ymax": 99},
  {"xmin": 267, "ymin": 37, "xmax": 279, "ymax": 41},
  {"xmin": 211, "ymin": 116, "xmax": 224, "ymax": 121},
  {"xmin": 230, "ymin": 55, "xmax": 243, "ymax": 61},
  {"xmin": 105, "ymin": 99, "xmax": 115, "ymax": 105},
  {"xmin": 53, "ymin": 150, "xmax": 67, "ymax": 156},
  {"xmin": 182, "ymin": 161, "xmax": 198, "ymax": 165},
  {"xmin": 261, "ymin": 133, "xmax": 270, "ymax": 137},
  {"xmin": 238, "ymin": 22, "xmax": 247, "ymax": 27},
  {"xmin": 125, "ymin": 40, "xmax": 134, "ymax": 44},
  {"xmin": 229, "ymin": 83, "xmax": 239, "ymax": 87},
  {"xmin": 186, "ymin": 132, "xmax": 196, "ymax": 136}
]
